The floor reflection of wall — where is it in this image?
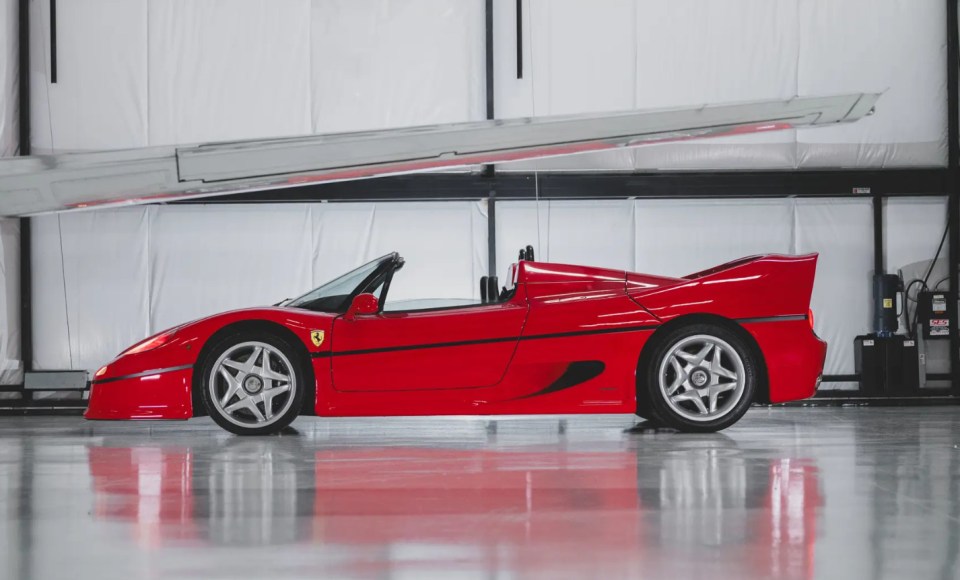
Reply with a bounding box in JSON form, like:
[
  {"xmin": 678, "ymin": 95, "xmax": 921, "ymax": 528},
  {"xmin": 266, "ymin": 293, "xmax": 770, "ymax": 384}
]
[
  {"xmin": 635, "ymin": 436, "xmax": 822, "ymax": 580},
  {"xmin": 85, "ymin": 432, "xmax": 823, "ymax": 578}
]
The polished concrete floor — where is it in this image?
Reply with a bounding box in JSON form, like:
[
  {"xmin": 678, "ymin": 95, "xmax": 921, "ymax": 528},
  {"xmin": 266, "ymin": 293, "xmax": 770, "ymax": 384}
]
[{"xmin": 0, "ymin": 407, "xmax": 958, "ymax": 580}]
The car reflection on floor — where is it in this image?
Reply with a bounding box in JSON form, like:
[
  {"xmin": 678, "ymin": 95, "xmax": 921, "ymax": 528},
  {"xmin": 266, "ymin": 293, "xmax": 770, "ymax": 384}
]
[{"xmin": 85, "ymin": 430, "xmax": 821, "ymax": 579}]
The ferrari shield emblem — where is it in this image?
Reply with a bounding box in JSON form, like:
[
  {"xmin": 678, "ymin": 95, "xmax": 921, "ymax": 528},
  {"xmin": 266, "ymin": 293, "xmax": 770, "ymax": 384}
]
[{"xmin": 310, "ymin": 330, "xmax": 325, "ymax": 347}]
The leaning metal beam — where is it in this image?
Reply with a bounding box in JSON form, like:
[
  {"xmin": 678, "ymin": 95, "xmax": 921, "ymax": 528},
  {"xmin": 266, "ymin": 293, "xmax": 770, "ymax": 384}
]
[{"xmin": 0, "ymin": 93, "xmax": 879, "ymax": 216}]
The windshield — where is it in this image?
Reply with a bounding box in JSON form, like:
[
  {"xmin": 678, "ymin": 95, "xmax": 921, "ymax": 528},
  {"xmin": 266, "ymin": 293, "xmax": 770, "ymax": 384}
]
[{"xmin": 287, "ymin": 253, "xmax": 396, "ymax": 313}]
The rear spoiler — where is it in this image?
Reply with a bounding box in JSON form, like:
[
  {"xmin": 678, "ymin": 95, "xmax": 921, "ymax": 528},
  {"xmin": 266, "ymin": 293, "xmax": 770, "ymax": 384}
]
[{"xmin": 630, "ymin": 254, "xmax": 820, "ymax": 322}]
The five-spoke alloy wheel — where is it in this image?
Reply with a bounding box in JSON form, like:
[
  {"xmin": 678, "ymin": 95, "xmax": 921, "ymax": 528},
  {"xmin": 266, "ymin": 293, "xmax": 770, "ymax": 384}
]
[
  {"xmin": 639, "ymin": 322, "xmax": 757, "ymax": 432},
  {"xmin": 200, "ymin": 333, "xmax": 305, "ymax": 435}
]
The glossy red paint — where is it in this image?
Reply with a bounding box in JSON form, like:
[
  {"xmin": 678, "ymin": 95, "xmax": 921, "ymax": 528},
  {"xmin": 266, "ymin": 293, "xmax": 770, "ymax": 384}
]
[
  {"xmin": 633, "ymin": 254, "xmax": 819, "ymax": 321},
  {"xmin": 85, "ymin": 368, "xmax": 193, "ymax": 420},
  {"xmin": 744, "ymin": 319, "xmax": 827, "ymax": 403},
  {"xmin": 85, "ymin": 253, "xmax": 826, "ymax": 422}
]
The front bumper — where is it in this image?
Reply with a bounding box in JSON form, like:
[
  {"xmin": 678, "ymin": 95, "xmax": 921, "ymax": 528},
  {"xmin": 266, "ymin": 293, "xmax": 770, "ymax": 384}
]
[{"xmin": 85, "ymin": 365, "xmax": 194, "ymax": 420}]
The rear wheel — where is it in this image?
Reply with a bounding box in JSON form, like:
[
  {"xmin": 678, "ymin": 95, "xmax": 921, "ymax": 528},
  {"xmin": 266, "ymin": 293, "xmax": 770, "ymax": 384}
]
[
  {"xmin": 639, "ymin": 323, "xmax": 757, "ymax": 432},
  {"xmin": 200, "ymin": 332, "xmax": 305, "ymax": 435}
]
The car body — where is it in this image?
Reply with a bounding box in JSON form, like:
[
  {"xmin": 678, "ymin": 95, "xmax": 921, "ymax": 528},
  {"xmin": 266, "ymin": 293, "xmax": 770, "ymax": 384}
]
[{"xmin": 85, "ymin": 250, "xmax": 826, "ymax": 433}]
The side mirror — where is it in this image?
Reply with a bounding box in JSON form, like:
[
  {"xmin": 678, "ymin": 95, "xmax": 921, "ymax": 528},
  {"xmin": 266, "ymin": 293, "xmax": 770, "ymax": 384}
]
[{"xmin": 345, "ymin": 293, "xmax": 379, "ymax": 320}]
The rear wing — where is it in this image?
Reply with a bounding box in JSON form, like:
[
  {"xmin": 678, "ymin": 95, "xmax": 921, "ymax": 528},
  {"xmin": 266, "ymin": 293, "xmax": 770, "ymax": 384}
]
[{"xmin": 629, "ymin": 254, "xmax": 819, "ymax": 322}]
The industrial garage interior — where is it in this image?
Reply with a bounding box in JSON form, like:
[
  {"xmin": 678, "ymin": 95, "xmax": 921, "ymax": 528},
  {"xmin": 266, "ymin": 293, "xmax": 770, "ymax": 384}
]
[{"xmin": 1, "ymin": 1, "xmax": 959, "ymax": 578}]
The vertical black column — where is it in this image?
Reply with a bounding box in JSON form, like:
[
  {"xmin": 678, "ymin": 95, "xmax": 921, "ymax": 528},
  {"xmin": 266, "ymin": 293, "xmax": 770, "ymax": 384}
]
[
  {"xmin": 484, "ymin": 0, "xmax": 497, "ymax": 278},
  {"xmin": 946, "ymin": 0, "xmax": 959, "ymax": 394},
  {"xmin": 485, "ymin": 0, "xmax": 495, "ymax": 122},
  {"xmin": 18, "ymin": 0, "xmax": 32, "ymax": 379},
  {"xmin": 873, "ymin": 193, "xmax": 884, "ymax": 276},
  {"xmin": 488, "ymin": 191, "xmax": 497, "ymax": 277},
  {"xmin": 515, "ymin": 0, "xmax": 523, "ymax": 79},
  {"xmin": 18, "ymin": 0, "xmax": 30, "ymax": 156},
  {"xmin": 49, "ymin": 0, "xmax": 56, "ymax": 83},
  {"xmin": 482, "ymin": 0, "xmax": 495, "ymax": 181},
  {"xmin": 19, "ymin": 219, "xmax": 31, "ymax": 375}
]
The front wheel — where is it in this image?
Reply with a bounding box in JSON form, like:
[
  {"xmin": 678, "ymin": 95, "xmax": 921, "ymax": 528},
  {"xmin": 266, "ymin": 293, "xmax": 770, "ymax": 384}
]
[
  {"xmin": 639, "ymin": 323, "xmax": 758, "ymax": 432},
  {"xmin": 200, "ymin": 333, "xmax": 305, "ymax": 435}
]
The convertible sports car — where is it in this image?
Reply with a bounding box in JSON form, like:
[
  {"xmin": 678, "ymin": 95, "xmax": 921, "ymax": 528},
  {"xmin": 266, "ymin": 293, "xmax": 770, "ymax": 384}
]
[{"xmin": 85, "ymin": 248, "xmax": 826, "ymax": 435}]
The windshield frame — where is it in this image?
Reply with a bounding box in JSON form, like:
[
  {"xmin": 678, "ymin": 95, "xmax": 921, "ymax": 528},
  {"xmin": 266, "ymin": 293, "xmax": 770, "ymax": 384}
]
[{"xmin": 286, "ymin": 252, "xmax": 400, "ymax": 313}]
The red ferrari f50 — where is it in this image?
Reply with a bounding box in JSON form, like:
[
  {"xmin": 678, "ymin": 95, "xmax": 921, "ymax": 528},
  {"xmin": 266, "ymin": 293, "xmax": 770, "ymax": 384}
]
[{"xmin": 86, "ymin": 249, "xmax": 826, "ymax": 435}]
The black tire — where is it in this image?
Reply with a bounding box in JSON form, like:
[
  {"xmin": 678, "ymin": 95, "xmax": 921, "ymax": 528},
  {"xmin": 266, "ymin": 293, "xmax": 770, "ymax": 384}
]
[
  {"xmin": 638, "ymin": 322, "xmax": 757, "ymax": 432},
  {"xmin": 199, "ymin": 331, "xmax": 306, "ymax": 436}
]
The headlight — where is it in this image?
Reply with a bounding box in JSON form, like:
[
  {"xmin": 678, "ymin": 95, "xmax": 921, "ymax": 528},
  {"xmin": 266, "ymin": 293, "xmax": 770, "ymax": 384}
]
[{"xmin": 120, "ymin": 328, "xmax": 178, "ymax": 356}]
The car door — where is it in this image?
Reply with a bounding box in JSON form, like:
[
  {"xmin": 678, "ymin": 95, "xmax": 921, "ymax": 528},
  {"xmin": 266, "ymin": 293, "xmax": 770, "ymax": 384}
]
[{"xmin": 330, "ymin": 297, "xmax": 528, "ymax": 391}]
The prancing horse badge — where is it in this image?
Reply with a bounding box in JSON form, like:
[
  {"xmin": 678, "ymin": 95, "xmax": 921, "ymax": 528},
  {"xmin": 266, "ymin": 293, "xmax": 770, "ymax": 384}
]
[{"xmin": 310, "ymin": 330, "xmax": 325, "ymax": 347}]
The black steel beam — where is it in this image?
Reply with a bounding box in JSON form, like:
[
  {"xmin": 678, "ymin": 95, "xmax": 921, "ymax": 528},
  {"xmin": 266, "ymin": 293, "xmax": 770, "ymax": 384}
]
[
  {"xmin": 487, "ymin": 190, "xmax": 496, "ymax": 277},
  {"xmin": 178, "ymin": 168, "xmax": 951, "ymax": 205},
  {"xmin": 49, "ymin": 0, "xmax": 56, "ymax": 83},
  {"xmin": 481, "ymin": 0, "xmax": 494, "ymax": 178},
  {"xmin": 18, "ymin": 0, "xmax": 32, "ymax": 378},
  {"xmin": 948, "ymin": 0, "xmax": 959, "ymax": 395},
  {"xmin": 515, "ymin": 0, "xmax": 523, "ymax": 79},
  {"xmin": 19, "ymin": 218, "xmax": 31, "ymax": 374},
  {"xmin": 18, "ymin": 0, "xmax": 29, "ymax": 155}
]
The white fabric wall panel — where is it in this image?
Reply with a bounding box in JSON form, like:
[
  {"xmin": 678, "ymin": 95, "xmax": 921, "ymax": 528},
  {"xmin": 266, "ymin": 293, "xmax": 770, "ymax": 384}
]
[
  {"xmin": 0, "ymin": 0, "xmax": 16, "ymax": 157},
  {"xmin": 0, "ymin": 218, "xmax": 20, "ymax": 384},
  {"xmin": 797, "ymin": 0, "xmax": 947, "ymax": 167},
  {"xmin": 310, "ymin": 204, "xmax": 378, "ymax": 287},
  {"xmin": 0, "ymin": 1, "xmax": 18, "ymax": 384},
  {"xmin": 496, "ymin": 0, "xmax": 636, "ymax": 171},
  {"xmin": 495, "ymin": 200, "xmax": 635, "ymax": 282},
  {"xmin": 30, "ymin": 0, "xmax": 148, "ymax": 153},
  {"xmin": 794, "ymin": 199, "xmax": 873, "ymax": 384},
  {"xmin": 149, "ymin": 205, "xmax": 314, "ymax": 331},
  {"xmin": 147, "ymin": 0, "xmax": 312, "ymax": 145},
  {"xmin": 32, "ymin": 211, "xmax": 150, "ymax": 372},
  {"xmin": 883, "ymin": 197, "xmax": 949, "ymax": 277},
  {"xmin": 634, "ymin": 199, "xmax": 794, "ymax": 278},
  {"xmin": 495, "ymin": 0, "xmax": 946, "ymax": 172},
  {"xmin": 311, "ymin": 0, "xmax": 485, "ymax": 133},
  {"xmin": 629, "ymin": 0, "xmax": 800, "ymax": 171},
  {"xmin": 311, "ymin": 202, "xmax": 487, "ymax": 301},
  {"xmin": 342, "ymin": 202, "xmax": 487, "ymax": 302},
  {"xmin": 23, "ymin": 0, "xmax": 947, "ymax": 169}
]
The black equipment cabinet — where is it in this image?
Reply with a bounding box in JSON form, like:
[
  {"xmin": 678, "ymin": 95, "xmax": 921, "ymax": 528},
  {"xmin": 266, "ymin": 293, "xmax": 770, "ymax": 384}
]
[{"xmin": 854, "ymin": 334, "xmax": 920, "ymax": 395}]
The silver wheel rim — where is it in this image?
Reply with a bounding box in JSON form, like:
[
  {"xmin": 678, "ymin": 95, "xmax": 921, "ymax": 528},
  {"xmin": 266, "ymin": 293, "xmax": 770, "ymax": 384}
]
[
  {"xmin": 209, "ymin": 341, "xmax": 297, "ymax": 429},
  {"xmin": 658, "ymin": 334, "xmax": 745, "ymax": 422}
]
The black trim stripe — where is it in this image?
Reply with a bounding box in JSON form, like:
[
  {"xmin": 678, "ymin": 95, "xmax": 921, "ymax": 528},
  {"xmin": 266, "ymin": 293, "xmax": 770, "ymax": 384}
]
[
  {"xmin": 309, "ymin": 315, "xmax": 803, "ymax": 359},
  {"xmin": 311, "ymin": 324, "xmax": 658, "ymax": 358},
  {"xmin": 92, "ymin": 364, "xmax": 193, "ymax": 385},
  {"xmin": 736, "ymin": 314, "xmax": 807, "ymax": 324}
]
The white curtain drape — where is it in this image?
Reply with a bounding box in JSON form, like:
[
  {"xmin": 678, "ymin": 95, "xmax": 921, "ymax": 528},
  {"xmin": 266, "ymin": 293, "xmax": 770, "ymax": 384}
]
[
  {"xmin": 0, "ymin": 0, "xmax": 16, "ymax": 157},
  {"xmin": 495, "ymin": 0, "xmax": 947, "ymax": 171},
  {"xmin": 0, "ymin": 218, "xmax": 20, "ymax": 384},
  {"xmin": 28, "ymin": 0, "xmax": 485, "ymax": 153}
]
